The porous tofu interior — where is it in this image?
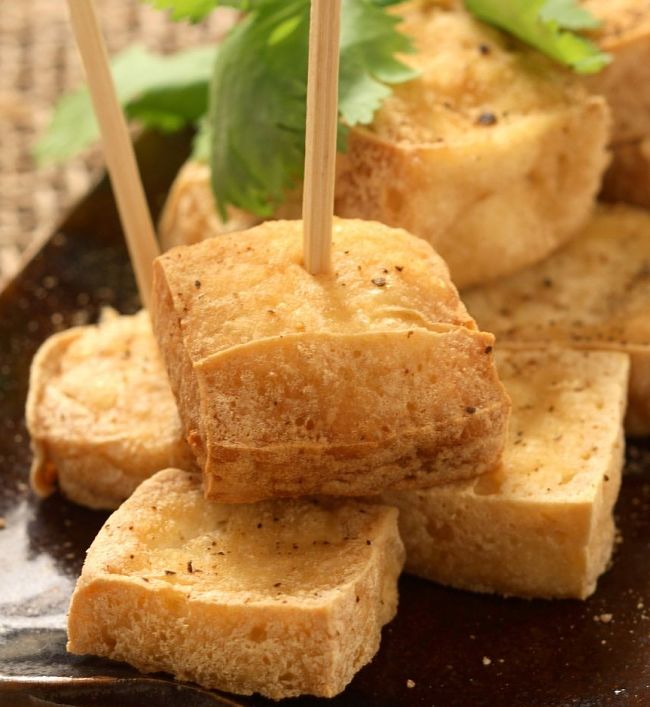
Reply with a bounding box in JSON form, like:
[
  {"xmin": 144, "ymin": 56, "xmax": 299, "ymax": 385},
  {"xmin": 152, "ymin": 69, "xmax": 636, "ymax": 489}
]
[{"xmin": 370, "ymin": 1, "xmax": 587, "ymax": 145}]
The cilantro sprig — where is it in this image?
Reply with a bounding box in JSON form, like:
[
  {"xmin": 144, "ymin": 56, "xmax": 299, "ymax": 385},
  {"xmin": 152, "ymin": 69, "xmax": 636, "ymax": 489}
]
[
  {"xmin": 209, "ymin": 0, "xmax": 417, "ymax": 218},
  {"xmin": 464, "ymin": 0, "xmax": 611, "ymax": 74},
  {"xmin": 34, "ymin": 44, "xmax": 216, "ymax": 165}
]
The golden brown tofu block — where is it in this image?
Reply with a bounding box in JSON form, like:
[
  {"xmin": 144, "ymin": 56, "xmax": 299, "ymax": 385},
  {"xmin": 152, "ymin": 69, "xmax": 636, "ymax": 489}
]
[
  {"xmin": 152, "ymin": 219, "xmax": 511, "ymax": 503},
  {"xmin": 463, "ymin": 204, "xmax": 650, "ymax": 435},
  {"xmin": 385, "ymin": 348, "xmax": 628, "ymax": 600},
  {"xmin": 585, "ymin": 0, "xmax": 650, "ymax": 206},
  {"xmin": 336, "ymin": 1, "xmax": 609, "ymax": 288},
  {"xmin": 27, "ymin": 310, "xmax": 195, "ymax": 509},
  {"xmin": 67, "ymin": 468, "xmax": 405, "ymax": 699},
  {"xmin": 586, "ymin": 0, "xmax": 650, "ymax": 145}
]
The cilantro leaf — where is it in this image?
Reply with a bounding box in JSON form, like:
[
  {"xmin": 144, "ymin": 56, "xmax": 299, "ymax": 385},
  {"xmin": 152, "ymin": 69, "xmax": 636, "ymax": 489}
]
[
  {"xmin": 339, "ymin": 1, "xmax": 418, "ymax": 126},
  {"xmin": 142, "ymin": 0, "xmax": 220, "ymax": 22},
  {"xmin": 538, "ymin": 0, "xmax": 601, "ymax": 30},
  {"xmin": 210, "ymin": 0, "xmax": 309, "ymax": 218},
  {"xmin": 141, "ymin": 0, "xmax": 287, "ymax": 20},
  {"xmin": 34, "ymin": 45, "xmax": 216, "ymax": 165},
  {"xmin": 209, "ymin": 0, "xmax": 417, "ymax": 218},
  {"xmin": 142, "ymin": 0, "xmax": 400, "ymax": 20},
  {"xmin": 464, "ymin": 0, "xmax": 611, "ymax": 74},
  {"xmin": 192, "ymin": 117, "xmax": 212, "ymax": 161}
]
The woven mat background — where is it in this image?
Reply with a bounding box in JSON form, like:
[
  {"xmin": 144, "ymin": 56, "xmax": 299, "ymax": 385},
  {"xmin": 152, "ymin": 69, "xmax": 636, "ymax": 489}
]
[{"xmin": 0, "ymin": 0, "xmax": 228, "ymax": 287}]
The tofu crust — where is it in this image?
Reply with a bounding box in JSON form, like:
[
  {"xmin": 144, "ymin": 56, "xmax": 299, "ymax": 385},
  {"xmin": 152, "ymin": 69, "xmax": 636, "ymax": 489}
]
[
  {"xmin": 67, "ymin": 468, "xmax": 405, "ymax": 700},
  {"xmin": 152, "ymin": 219, "xmax": 511, "ymax": 503},
  {"xmin": 384, "ymin": 348, "xmax": 629, "ymax": 600},
  {"xmin": 584, "ymin": 1, "xmax": 650, "ymax": 207},
  {"xmin": 26, "ymin": 310, "xmax": 195, "ymax": 509},
  {"xmin": 463, "ymin": 204, "xmax": 650, "ymax": 436},
  {"xmin": 586, "ymin": 0, "xmax": 650, "ymax": 145},
  {"xmin": 336, "ymin": 2, "xmax": 609, "ymax": 288}
]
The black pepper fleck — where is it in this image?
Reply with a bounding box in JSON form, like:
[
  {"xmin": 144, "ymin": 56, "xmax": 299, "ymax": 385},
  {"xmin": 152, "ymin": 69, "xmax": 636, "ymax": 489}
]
[
  {"xmin": 194, "ymin": 280, "xmax": 201, "ymax": 289},
  {"xmin": 187, "ymin": 560, "xmax": 194, "ymax": 573},
  {"xmin": 466, "ymin": 406, "xmax": 477, "ymax": 414},
  {"xmin": 484, "ymin": 346, "xmax": 493, "ymax": 354},
  {"xmin": 477, "ymin": 112, "xmax": 498, "ymax": 126},
  {"xmin": 372, "ymin": 277, "xmax": 387, "ymax": 287}
]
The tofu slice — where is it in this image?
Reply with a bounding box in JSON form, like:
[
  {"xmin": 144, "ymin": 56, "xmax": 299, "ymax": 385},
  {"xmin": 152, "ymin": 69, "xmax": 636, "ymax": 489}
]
[
  {"xmin": 159, "ymin": 2, "xmax": 610, "ymax": 288},
  {"xmin": 67, "ymin": 468, "xmax": 405, "ymax": 700},
  {"xmin": 586, "ymin": 0, "xmax": 650, "ymax": 145},
  {"xmin": 384, "ymin": 348, "xmax": 628, "ymax": 600},
  {"xmin": 584, "ymin": 1, "xmax": 650, "ymax": 207},
  {"xmin": 335, "ymin": 0, "xmax": 609, "ymax": 288},
  {"xmin": 152, "ymin": 218, "xmax": 510, "ymax": 503},
  {"xmin": 26, "ymin": 309, "xmax": 195, "ymax": 509},
  {"xmin": 463, "ymin": 204, "xmax": 650, "ymax": 435}
]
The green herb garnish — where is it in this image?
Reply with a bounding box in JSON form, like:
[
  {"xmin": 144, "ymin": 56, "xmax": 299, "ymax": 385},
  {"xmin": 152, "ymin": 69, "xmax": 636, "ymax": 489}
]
[
  {"xmin": 34, "ymin": 44, "xmax": 216, "ymax": 165},
  {"xmin": 209, "ymin": 0, "xmax": 416, "ymax": 218},
  {"xmin": 464, "ymin": 0, "xmax": 611, "ymax": 74}
]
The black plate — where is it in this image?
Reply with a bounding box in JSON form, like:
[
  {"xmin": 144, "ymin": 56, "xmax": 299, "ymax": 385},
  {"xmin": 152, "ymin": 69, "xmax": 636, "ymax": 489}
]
[{"xmin": 1, "ymin": 131, "xmax": 650, "ymax": 707}]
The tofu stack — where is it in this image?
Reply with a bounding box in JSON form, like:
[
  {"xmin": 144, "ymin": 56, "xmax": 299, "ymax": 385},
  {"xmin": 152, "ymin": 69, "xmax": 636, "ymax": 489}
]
[
  {"xmin": 25, "ymin": 0, "xmax": 650, "ymax": 700},
  {"xmin": 152, "ymin": 219, "xmax": 509, "ymax": 502},
  {"xmin": 67, "ymin": 469, "xmax": 405, "ymax": 699},
  {"xmin": 48, "ymin": 215, "xmax": 511, "ymax": 700}
]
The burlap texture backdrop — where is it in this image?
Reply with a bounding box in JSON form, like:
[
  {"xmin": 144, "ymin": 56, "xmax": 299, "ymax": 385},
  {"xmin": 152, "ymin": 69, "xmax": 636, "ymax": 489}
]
[{"xmin": 0, "ymin": 0, "xmax": 227, "ymax": 286}]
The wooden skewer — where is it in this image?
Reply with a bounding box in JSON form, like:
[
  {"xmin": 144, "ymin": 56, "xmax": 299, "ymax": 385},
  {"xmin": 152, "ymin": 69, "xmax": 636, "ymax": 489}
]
[
  {"xmin": 66, "ymin": 0, "xmax": 160, "ymax": 308},
  {"xmin": 302, "ymin": 0, "xmax": 342, "ymax": 276}
]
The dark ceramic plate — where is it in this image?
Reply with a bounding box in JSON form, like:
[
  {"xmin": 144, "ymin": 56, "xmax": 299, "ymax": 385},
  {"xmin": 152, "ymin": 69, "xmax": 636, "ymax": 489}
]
[{"xmin": 1, "ymin": 132, "xmax": 650, "ymax": 707}]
